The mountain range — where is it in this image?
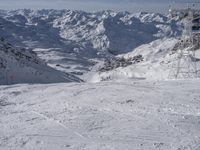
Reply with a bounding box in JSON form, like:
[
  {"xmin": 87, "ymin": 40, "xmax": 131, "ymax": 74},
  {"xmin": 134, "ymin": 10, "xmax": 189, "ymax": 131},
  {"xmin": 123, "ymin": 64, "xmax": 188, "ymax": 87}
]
[{"xmin": 0, "ymin": 9, "xmax": 182, "ymax": 81}]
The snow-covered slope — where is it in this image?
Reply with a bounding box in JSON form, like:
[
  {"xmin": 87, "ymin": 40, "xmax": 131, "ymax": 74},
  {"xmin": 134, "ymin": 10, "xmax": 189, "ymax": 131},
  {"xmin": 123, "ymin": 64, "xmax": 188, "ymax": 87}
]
[
  {"xmin": 92, "ymin": 38, "xmax": 200, "ymax": 82},
  {"xmin": 0, "ymin": 9, "xmax": 181, "ymax": 76},
  {"xmin": 1, "ymin": 79, "xmax": 200, "ymax": 150},
  {"xmin": 0, "ymin": 37, "xmax": 82, "ymax": 85}
]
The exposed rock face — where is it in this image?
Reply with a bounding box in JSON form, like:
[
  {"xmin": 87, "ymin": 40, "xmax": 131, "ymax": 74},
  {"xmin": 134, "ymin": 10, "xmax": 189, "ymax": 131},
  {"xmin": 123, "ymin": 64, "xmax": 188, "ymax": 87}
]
[{"xmin": 99, "ymin": 55, "xmax": 143, "ymax": 72}]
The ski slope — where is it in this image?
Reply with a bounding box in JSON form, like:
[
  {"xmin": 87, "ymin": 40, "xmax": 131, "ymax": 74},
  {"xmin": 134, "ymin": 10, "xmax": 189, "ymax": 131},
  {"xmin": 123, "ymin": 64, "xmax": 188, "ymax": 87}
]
[{"xmin": 0, "ymin": 79, "xmax": 200, "ymax": 150}]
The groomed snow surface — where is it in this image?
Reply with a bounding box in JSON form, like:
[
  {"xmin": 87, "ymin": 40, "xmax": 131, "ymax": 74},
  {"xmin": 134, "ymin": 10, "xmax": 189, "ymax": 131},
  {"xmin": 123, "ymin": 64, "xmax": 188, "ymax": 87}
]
[{"xmin": 1, "ymin": 79, "xmax": 200, "ymax": 150}]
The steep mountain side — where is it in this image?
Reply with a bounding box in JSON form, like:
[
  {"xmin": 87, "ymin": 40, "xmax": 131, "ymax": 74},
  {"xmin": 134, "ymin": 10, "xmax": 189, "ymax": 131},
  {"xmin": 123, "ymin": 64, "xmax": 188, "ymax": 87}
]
[{"xmin": 0, "ymin": 37, "xmax": 81, "ymax": 85}]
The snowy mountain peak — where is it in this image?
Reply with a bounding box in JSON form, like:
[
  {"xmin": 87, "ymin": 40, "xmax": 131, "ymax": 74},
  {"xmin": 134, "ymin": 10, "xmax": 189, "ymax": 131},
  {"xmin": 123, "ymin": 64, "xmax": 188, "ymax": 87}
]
[{"xmin": 0, "ymin": 9, "xmax": 181, "ymax": 55}]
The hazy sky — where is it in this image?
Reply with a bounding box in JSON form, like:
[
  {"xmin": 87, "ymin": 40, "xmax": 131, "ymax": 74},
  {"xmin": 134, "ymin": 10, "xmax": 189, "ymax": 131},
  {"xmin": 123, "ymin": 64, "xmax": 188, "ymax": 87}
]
[{"xmin": 0, "ymin": 0, "xmax": 199, "ymax": 13}]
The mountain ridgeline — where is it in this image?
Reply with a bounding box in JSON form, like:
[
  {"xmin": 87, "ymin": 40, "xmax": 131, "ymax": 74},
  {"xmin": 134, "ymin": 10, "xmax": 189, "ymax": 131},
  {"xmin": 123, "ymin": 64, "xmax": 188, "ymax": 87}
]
[{"xmin": 0, "ymin": 9, "xmax": 181, "ymax": 56}]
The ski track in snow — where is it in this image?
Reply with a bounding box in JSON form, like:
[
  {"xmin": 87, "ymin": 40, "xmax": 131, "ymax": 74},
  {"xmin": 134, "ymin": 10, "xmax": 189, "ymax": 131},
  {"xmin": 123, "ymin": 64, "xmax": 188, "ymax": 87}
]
[{"xmin": 0, "ymin": 80, "xmax": 200, "ymax": 150}]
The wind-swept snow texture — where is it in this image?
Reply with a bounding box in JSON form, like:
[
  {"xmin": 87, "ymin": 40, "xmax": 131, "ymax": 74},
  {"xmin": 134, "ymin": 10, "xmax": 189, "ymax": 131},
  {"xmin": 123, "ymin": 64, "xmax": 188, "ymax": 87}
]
[
  {"xmin": 0, "ymin": 79, "xmax": 200, "ymax": 150},
  {"xmin": 0, "ymin": 10, "xmax": 181, "ymax": 75},
  {"xmin": 0, "ymin": 38, "xmax": 82, "ymax": 85}
]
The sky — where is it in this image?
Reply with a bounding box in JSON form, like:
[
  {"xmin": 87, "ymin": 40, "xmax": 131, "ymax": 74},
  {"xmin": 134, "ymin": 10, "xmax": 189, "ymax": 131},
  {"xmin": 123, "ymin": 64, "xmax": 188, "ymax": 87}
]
[{"xmin": 0, "ymin": 0, "xmax": 199, "ymax": 13}]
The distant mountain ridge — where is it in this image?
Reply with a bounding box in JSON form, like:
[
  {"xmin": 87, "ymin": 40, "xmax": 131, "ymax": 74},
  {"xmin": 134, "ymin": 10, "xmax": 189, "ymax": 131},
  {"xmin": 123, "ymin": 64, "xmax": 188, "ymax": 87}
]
[
  {"xmin": 0, "ymin": 9, "xmax": 181, "ymax": 56},
  {"xmin": 0, "ymin": 9, "xmax": 182, "ymax": 80}
]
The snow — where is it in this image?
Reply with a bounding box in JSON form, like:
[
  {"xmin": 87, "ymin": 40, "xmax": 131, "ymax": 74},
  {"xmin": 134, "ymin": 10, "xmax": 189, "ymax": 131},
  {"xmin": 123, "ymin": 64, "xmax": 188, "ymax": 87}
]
[
  {"xmin": 0, "ymin": 79, "xmax": 200, "ymax": 150},
  {"xmin": 0, "ymin": 38, "xmax": 82, "ymax": 84},
  {"xmin": 0, "ymin": 8, "xmax": 200, "ymax": 150},
  {"xmin": 0, "ymin": 9, "xmax": 181, "ymax": 76},
  {"xmin": 92, "ymin": 38, "xmax": 200, "ymax": 82}
]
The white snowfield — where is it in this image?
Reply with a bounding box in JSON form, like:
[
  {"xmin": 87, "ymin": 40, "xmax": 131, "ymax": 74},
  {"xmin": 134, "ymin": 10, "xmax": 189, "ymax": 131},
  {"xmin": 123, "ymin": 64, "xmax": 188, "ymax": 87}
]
[{"xmin": 1, "ymin": 79, "xmax": 200, "ymax": 150}]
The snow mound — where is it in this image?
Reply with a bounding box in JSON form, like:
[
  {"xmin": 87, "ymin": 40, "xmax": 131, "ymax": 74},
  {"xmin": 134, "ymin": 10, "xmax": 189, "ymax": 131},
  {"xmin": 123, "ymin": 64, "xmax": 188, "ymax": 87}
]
[{"xmin": 0, "ymin": 37, "xmax": 82, "ymax": 85}]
